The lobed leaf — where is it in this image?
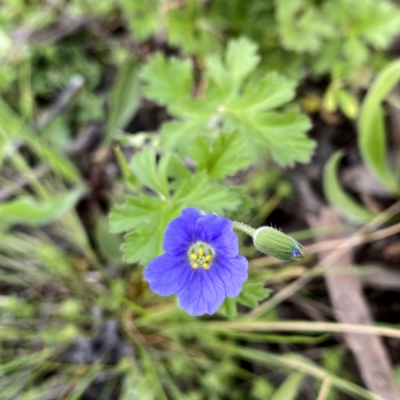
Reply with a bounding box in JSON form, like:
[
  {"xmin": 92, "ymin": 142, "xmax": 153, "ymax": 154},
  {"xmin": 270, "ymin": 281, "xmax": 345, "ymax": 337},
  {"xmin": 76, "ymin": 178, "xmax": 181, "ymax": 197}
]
[
  {"xmin": 108, "ymin": 194, "xmax": 165, "ymax": 234},
  {"xmin": 174, "ymin": 172, "xmax": 242, "ymax": 214},
  {"xmin": 121, "ymin": 0, "xmax": 161, "ymax": 41},
  {"xmin": 129, "ymin": 147, "xmax": 169, "ymax": 197},
  {"xmin": 190, "ymin": 131, "xmax": 250, "ymax": 180},
  {"xmin": 234, "ymin": 110, "xmax": 313, "ymax": 166},
  {"xmin": 140, "ymin": 37, "xmax": 314, "ymax": 167},
  {"xmin": 276, "ymin": 0, "xmax": 335, "ymax": 54},
  {"xmin": 236, "ymin": 282, "xmax": 272, "ymax": 308},
  {"xmin": 227, "ymin": 73, "xmax": 295, "ymax": 113},
  {"xmin": 139, "ymin": 54, "xmax": 193, "ymax": 106}
]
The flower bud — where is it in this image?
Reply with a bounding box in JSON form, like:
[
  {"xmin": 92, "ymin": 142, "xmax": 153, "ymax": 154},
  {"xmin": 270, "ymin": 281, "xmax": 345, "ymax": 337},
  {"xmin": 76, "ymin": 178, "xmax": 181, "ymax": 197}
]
[{"xmin": 253, "ymin": 227, "xmax": 303, "ymax": 261}]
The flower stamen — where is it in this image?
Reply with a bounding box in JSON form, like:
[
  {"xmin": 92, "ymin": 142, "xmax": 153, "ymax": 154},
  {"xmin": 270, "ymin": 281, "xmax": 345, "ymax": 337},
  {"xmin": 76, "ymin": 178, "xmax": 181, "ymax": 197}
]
[{"xmin": 188, "ymin": 242, "xmax": 215, "ymax": 270}]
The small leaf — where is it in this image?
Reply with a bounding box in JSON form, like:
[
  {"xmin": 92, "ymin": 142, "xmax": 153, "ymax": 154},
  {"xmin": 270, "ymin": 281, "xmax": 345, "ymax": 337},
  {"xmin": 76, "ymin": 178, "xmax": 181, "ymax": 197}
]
[
  {"xmin": 236, "ymin": 282, "xmax": 272, "ymax": 308},
  {"xmin": 236, "ymin": 110, "xmax": 314, "ymax": 166},
  {"xmin": 121, "ymin": 204, "xmax": 177, "ymax": 265},
  {"xmin": 140, "ymin": 53, "xmax": 193, "ymax": 106},
  {"xmin": 219, "ymin": 298, "xmax": 237, "ymax": 319},
  {"xmin": 42, "ymin": 148, "xmax": 82, "ymax": 184},
  {"xmin": 106, "ymin": 58, "xmax": 141, "ymax": 144},
  {"xmin": 337, "ymin": 89, "xmax": 359, "ymax": 119},
  {"xmin": 358, "ymin": 59, "xmax": 400, "ymax": 195},
  {"xmin": 227, "ymin": 72, "xmax": 295, "ymax": 113},
  {"xmin": 93, "ymin": 213, "xmax": 123, "ymax": 264},
  {"xmin": 160, "ymin": 119, "xmax": 207, "ymax": 153},
  {"xmin": 270, "ymin": 372, "xmax": 304, "ymax": 400},
  {"xmin": 121, "ymin": 0, "xmax": 161, "ymax": 41},
  {"xmin": 130, "ymin": 147, "xmax": 169, "ymax": 197},
  {"xmin": 108, "ymin": 194, "xmax": 165, "ymax": 234},
  {"xmin": 276, "ymin": 0, "xmax": 335, "ymax": 54},
  {"xmin": 206, "ymin": 37, "xmax": 260, "ymax": 95},
  {"xmin": 323, "ymin": 151, "xmax": 375, "ymax": 223},
  {"xmin": 225, "ymin": 37, "xmax": 260, "ymax": 89},
  {"xmin": 173, "ymin": 172, "xmax": 242, "ymax": 214},
  {"xmin": 0, "ymin": 187, "xmax": 84, "ymax": 226},
  {"xmin": 251, "ymin": 378, "xmax": 275, "ymax": 400},
  {"xmin": 190, "ymin": 131, "xmax": 250, "ymax": 180},
  {"xmin": 161, "ymin": 153, "xmax": 191, "ymax": 180}
]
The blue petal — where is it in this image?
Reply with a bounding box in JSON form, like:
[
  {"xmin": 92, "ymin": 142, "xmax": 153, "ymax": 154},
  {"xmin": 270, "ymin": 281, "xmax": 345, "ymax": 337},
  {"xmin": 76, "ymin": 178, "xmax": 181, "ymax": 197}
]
[
  {"xmin": 213, "ymin": 255, "xmax": 248, "ymax": 298},
  {"xmin": 163, "ymin": 207, "xmax": 202, "ymax": 256},
  {"xmin": 196, "ymin": 214, "xmax": 238, "ymax": 258},
  {"xmin": 144, "ymin": 253, "xmax": 192, "ymax": 296},
  {"xmin": 177, "ymin": 269, "xmax": 225, "ymax": 316}
]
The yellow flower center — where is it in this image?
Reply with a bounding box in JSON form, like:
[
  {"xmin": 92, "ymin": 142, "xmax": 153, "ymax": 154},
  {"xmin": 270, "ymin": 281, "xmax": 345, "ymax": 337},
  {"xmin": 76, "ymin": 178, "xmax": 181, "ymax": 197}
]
[{"xmin": 188, "ymin": 242, "xmax": 214, "ymax": 270}]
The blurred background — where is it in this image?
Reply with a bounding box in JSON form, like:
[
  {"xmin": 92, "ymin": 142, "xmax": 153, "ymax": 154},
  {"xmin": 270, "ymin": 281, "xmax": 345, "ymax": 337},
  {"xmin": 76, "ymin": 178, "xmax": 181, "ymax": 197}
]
[{"xmin": 2, "ymin": 0, "xmax": 400, "ymax": 399}]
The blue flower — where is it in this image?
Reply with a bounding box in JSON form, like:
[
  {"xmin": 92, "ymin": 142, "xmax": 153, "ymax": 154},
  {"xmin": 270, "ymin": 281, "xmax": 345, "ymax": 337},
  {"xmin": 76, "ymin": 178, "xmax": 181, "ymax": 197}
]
[{"xmin": 144, "ymin": 207, "xmax": 248, "ymax": 316}]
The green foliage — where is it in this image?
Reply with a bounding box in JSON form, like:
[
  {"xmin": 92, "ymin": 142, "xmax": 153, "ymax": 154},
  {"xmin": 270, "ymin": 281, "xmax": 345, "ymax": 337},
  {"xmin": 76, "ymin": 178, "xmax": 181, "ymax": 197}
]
[
  {"xmin": 0, "ymin": 187, "xmax": 84, "ymax": 226},
  {"xmin": 275, "ymin": 0, "xmax": 335, "ymax": 54},
  {"xmin": 140, "ymin": 53, "xmax": 194, "ymax": 106},
  {"xmin": 269, "ymin": 372, "xmax": 304, "ymax": 400},
  {"xmin": 106, "ymin": 58, "xmax": 141, "ymax": 145},
  {"xmin": 358, "ymin": 59, "xmax": 400, "ymax": 195},
  {"xmin": 220, "ymin": 282, "xmax": 272, "ymax": 318},
  {"xmin": 190, "ymin": 131, "xmax": 250, "ymax": 180},
  {"xmin": 323, "ymin": 151, "xmax": 376, "ymax": 223},
  {"xmin": 2, "ymin": 1, "xmax": 400, "ymax": 399},
  {"xmin": 120, "ymin": 0, "xmax": 161, "ymax": 41},
  {"xmin": 141, "ymin": 37, "xmax": 314, "ymax": 166},
  {"xmin": 109, "ymin": 146, "xmax": 244, "ymax": 265}
]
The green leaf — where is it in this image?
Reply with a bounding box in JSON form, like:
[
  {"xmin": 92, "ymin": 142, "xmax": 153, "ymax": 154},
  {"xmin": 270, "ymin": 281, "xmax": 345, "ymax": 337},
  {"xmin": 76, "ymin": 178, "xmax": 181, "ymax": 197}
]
[
  {"xmin": 346, "ymin": 0, "xmax": 400, "ymax": 48},
  {"xmin": 140, "ymin": 53, "xmax": 193, "ymax": 106},
  {"xmin": 42, "ymin": 148, "xmax": 82, "ymax": 184},
  {"xmin": 121, "ymin": 203, "xmax": 178, "ymax": 266},
  {"xmin": 130, "ymin": 147, "xmax": 169, "ymax": 197},
  {"xmin": 343, "ymin": 36, "xmax": 369, "ymax": 66},
  {"xmin": 106, "ymin": 58, "xmax": 141, "ymax": 145},
  {"xmin": 206, "ymin": 37, "xmax": 260, "ymax": 96},
  {"xmin": 161, "ymin": 153, "xmax": 191, "ymax": 180},
  {"xmin": 358, "ymin": 59, "xmax": 400, "ymax": 195},
  {"xmin": 160, "ymin": 119, "xmax": 207, "ymax": 152},
  {"xmin": 173, "ymin": 172, "xmax": 242, "ymax": 215},
  {"xmin": 0, "ymin": 187, "xmax": 84, "ymax": 226},
  {"xmin": 140, "ymin": 38, "xmax": 314, "ymax": 166},
  {"xmin": 219, "ymin": 298, "xmax": 237, "ymax": 319},
  {"xmin": 93, "ymin": 213, "xmax": 123, "ymax": 265},
  {"xmin": 166, "ymin": 1, "xmax": 220, "ymax": 56},
  {"xmin": 225, "ymin": 37, "xmax": 260, "ymax": 90},
  {"xmin": 235, "ymin": 110, "xmax": 313, "ymax": 166},
  {"xmin": 251, "ymin": 378, "xmax": 275, "ymax": 400},
  {"xmin": 236, "ymin": 282, "xmax": 272, "ymax": 308},
  {"xmin": 270, "ymin": 372, "xmax": 304, "ymax": 400},
  {"xmin": 323, "ymin": 151, "xmax": 376, "ymax": 223},
  {"xmin": 337, "ymin": 89, "xmax": 359, "ymax": 119},
  {"xmin": 190, "ymin": 131, "xmax": 250, "ymax": 180},
  {"xmin": 276, "ymin": 0, "xmax": 335, "ymax": 54},
  {"xmin": 121, "ymin": 0, "xmax": 161, "ymax": 41},
  {"xmin": 227, "ymin": 72, "xmax": 295, "ymax": 113},
  {"xmin": 108, "ymin": 194, "xmax": 165, "ymax": 234}
]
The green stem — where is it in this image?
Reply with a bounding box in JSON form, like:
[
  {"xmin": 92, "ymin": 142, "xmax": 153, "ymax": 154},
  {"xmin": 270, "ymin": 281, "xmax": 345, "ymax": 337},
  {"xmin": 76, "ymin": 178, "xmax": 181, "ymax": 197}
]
[{"xmin": 232, "ymin": 221, "xmax": 256, "ymax": 237}]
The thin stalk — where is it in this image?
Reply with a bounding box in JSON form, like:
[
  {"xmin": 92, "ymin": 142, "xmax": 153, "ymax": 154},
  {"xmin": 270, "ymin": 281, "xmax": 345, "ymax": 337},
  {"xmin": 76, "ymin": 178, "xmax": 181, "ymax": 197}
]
[{"xmin": 232, "ymin": 221, "xmax": 256, "ymax": 237}]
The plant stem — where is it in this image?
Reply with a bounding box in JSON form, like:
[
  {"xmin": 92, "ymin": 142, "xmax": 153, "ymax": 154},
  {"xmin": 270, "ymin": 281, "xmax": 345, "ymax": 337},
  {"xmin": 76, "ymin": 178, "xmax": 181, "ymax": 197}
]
[{"xmin": 232, "ymin": 221, "xmax": 256, "ymax": 237}]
